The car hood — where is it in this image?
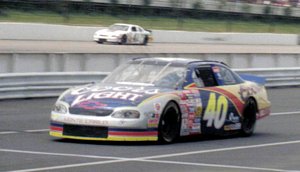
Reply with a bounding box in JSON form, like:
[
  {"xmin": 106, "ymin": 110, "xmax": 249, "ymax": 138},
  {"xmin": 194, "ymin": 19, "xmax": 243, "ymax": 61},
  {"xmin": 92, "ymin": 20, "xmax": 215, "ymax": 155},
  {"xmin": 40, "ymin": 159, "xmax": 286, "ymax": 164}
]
[
  {"xmin": 95, "ymin": 29, "xmax": 126, "ymax": 36},
  {"xmin": 60, "ymin": 83, "xmax": 174, "ymax": 109}
]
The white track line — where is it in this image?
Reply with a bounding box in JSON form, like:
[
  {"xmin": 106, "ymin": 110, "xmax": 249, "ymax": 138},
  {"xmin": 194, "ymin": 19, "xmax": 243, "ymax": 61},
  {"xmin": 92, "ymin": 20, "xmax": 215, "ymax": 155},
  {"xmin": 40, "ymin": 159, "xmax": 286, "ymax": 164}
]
[
  {"xmin": 138, "ymin": 140, "xmax": 300, "ymax": 159},
  {"xmin": 2, "ymin": 139, "xmax": 300, "ymax": 172},
  {"xmin": 271, "ymin": 111, "xmax": 300, "ymax": 116},
  {"xmin": 0, "ymin": 149, "xmax": 127, "ymax": 160},
  {"xmin": 0, "ymin": 129, "xmax": 49, "ymax": 135},
  {"xmin": 25, "ymin": 129, "xmax": 49, "ymax": 132},
  {"xmin": 0, "ymin": 131, "xmax": 18, "ymax": 135},
  {"xmin": 137, "ymin": 159, "xmax": 299, "ymax": 172},
  {"xmin": 7, "ymin": 159, "xmax": 128, "ymax": 172}
]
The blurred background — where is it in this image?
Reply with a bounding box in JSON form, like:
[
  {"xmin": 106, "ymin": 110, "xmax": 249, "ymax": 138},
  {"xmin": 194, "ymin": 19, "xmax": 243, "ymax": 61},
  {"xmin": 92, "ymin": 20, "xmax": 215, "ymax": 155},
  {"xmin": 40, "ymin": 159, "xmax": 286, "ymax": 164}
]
[{"xmin": 0, "ymin": 0, "xmax": 299, "ymax": 33}]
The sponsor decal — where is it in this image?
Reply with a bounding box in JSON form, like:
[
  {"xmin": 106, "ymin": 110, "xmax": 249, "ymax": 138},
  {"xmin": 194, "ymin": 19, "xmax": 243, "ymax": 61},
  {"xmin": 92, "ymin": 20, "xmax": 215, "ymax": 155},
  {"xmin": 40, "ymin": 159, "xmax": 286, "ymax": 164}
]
[
  {"xmin": 228, "ymin": 112, "xmax": 240, "ymax": 123},
  {"xmin": 71, "ymin": 86, "xmax": 160, "ymax": 96},
  {"xmin": 224, "ymin": 123, "xmax": 242, "ymax": 131},
  {"xmin": 178, "ymin": 89, "xmax": 203, "ymax": 135},
  {"xmin": 238, "ymin": 85, "xmax": 261, "ymax": 102},
  {"xmin": 195, "ymin": 106, "xmax": 202, "ymax": 117},
  {"xmin": 154, "ymin": 103, "xmax": 161, "ymax": 113},
  {"xmin": 59, "ymin": 116, "xmax": 109, "ymax": 126},
  {"xmin": 71, "ymin": 92, "xmax": 143, "ymax": 107},
  {"xmin": 194, "ymin": 117, "xmax": 201, "ymax": 123},
  {"xmin": 69, "ymin": 86, "xmax": 161, "ymax": 106},
  {"xmin": 190, "ymin": 123, "xmax": 201, "ymax": 134},
  {"xmin": 148, "ymin": 118, "xmax": 159, "ymax": 128},
  {"xmin": 76, "ymin": 101, "xmax": 107, "ymax": 110}
]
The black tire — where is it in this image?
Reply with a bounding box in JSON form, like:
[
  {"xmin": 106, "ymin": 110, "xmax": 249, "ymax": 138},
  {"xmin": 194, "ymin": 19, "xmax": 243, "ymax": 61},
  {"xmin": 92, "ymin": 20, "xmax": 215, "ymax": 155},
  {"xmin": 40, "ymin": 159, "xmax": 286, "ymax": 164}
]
[
  {"xmin": 120, "ymin": 35, "xmax": 127, "ymax": 45},
  {"xmin": 158, "ymin": 102, "xmax": 181, "ymax": 143},
  {"xmin": 241, "ymin": 98, "xmax": 257, "ymax": 137},
  {"xmin": 97, "ymin": 40, "xmax": 103, "ymax": 44},
  {"xmin": 142, "ymin": 36, "xmax": 148, "ymax": 45}
]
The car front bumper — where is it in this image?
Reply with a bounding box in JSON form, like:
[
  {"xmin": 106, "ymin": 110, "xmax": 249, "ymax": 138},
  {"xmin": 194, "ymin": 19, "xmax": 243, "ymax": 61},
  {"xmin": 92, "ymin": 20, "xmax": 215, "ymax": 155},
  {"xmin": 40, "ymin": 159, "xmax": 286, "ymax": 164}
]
[
  {"xmin": 49, "ymin": 113, "xmax": 158, "ymax": 141},
  {"xmin": 93, "ymin": 35, "xmax": 121, "ymax": 43}
]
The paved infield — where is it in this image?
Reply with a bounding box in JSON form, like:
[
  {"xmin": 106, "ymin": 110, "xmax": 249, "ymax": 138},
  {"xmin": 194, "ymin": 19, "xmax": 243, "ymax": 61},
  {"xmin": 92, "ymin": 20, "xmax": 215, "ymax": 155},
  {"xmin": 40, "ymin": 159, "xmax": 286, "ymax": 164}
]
[
  {"xmin": 1, "ymin": 88, "xmax": 300, "ymax": 172},
  {"xmin": 1, "ymin": 40, "xmax": 300, "ymax": 54}
]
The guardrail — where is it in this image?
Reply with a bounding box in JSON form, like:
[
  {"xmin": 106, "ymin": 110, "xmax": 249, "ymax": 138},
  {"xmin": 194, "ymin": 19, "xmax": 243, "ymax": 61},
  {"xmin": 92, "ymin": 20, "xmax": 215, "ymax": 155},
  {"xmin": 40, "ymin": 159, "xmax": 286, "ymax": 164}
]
[
  {"xmin": 0, "ymin": 68, "xmax": 299, "ymax": 99},
  {"xmin": 235, "ymin": 67, "xmax": 300, "ymax": 87},
  {"xmin": 0, "ymin": 72, "xmax": 109, "ymax": 99}
]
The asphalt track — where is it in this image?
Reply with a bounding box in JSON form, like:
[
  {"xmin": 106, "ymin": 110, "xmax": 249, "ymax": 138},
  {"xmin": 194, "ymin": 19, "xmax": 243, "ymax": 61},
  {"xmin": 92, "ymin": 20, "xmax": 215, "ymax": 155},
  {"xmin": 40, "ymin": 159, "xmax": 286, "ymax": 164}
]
[
  {"xmin": 1, "ymin": 40, "xmax": 300, "ymax": 53},
  {"xmin": 1, "ymin": 87, "xmax": 300, "ymax": 172}
]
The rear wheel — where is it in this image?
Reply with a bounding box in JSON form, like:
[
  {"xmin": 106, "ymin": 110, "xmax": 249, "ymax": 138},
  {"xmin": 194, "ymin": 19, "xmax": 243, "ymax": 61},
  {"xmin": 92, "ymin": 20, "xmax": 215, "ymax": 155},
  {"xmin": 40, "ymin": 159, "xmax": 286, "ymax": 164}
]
[
  {"xmin": 158, "ymin": 102, "xmax": 181, "ymax": 143},
  {"xmin": 241, "ymin": 98, "xmax": 257, "ymax": 136}
]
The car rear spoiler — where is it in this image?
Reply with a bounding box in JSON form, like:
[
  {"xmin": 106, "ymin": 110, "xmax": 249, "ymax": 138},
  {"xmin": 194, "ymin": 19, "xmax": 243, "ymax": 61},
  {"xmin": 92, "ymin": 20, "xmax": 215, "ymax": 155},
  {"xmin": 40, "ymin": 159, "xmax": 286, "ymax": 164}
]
[
  {"xmin": 146, "ymin": 29, "xmax": 152, "ymax": 33},
  {"xmin": 239, "ymin": 74, "xmax": 266, "ymax": 85}
]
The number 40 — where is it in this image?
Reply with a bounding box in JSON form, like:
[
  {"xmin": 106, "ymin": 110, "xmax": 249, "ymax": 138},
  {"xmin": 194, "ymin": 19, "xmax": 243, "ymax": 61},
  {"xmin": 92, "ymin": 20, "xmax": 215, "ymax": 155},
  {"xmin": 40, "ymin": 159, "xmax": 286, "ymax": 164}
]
[{"xmin": 203, "ymin": 93, "xmax": 228, "ymax": 129}]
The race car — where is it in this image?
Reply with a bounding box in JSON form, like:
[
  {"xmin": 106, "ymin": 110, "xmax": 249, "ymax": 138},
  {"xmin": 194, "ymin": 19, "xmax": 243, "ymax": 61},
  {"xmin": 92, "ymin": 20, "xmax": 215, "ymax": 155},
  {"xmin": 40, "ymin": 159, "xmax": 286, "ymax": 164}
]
[
  {"xmin": 50, "ymin": 58, "xmax": 271, "ymax": 143},
  {"xmin": 93, "ymin": 23, "xmax": 152, "ymax": 45}
]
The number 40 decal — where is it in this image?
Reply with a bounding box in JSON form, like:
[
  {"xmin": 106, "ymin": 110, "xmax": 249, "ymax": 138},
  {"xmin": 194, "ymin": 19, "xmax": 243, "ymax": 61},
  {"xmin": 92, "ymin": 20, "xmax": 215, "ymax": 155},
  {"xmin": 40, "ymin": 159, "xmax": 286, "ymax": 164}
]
[{"xmin": 203, "ymin": 93, "xmax": 228, "ymax": 129}]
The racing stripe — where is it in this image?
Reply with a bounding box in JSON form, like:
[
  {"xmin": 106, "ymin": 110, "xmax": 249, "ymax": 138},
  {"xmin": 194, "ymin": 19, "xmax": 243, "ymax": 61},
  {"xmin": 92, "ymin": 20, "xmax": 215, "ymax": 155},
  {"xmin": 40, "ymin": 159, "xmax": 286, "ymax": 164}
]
[
  {"xmin": 108, "ymin": 131, "xmax": 158, "ymax": 136},
  {"xmin": 50, "ymin": 126, "xmax": 63, "ymax": 132},
  {"xmin": 108, "ymin": 128, "xmax": 158, "ymax": 137},
  {"xmin": 202, "ymin": 87, "xmax": 244, "ymax": 115}
]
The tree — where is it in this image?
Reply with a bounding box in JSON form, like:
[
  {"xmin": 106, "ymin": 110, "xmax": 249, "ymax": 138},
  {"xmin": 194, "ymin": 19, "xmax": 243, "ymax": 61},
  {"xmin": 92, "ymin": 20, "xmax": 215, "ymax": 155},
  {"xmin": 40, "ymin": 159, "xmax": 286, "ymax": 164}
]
[
  {"xmin": 193, "ymin": 0, "xmax": 203, "ymax": 10},
  {"xmin": 284, "ymin": 7, "xmax": 292, "ymax": 16},
  {"xmin": 143, "ymin": 0, "xmax": 152, "ymax": 6}
]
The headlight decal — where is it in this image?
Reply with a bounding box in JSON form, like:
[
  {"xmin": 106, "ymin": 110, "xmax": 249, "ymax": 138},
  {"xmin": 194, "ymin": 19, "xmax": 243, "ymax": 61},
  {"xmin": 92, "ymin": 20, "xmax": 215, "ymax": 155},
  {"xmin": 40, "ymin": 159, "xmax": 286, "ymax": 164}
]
[
  {"xmin": 52, "ymin": 103, "xmax": 68, "ymax": 114},
  {"xmin": 111, "ymin": 110, "xmax": 140, "ymax": 119}
]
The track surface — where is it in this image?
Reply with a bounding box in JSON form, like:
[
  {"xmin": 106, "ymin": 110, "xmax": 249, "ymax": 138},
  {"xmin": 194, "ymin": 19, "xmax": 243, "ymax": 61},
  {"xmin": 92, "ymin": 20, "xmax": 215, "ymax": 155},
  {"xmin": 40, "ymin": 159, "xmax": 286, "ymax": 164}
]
[
  {"xmin": 1, "ymin": 40, "xmax": 300, "ymax": 53},
  {"xmin": 1, "ymin": 87, "xmax": 300, "ymax": 172}
]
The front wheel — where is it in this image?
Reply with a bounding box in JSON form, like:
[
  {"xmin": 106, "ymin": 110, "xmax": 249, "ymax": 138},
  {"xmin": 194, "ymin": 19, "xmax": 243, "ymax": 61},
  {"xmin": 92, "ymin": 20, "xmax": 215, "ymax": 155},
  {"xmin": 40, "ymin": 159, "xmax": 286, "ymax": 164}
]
[
  {"xmin": 119, "ymin": 35, "xmax": 127, "ymax": 45},
  {"xmin": 142, "ymin": 36, "xmax": 148, "ymax": 45},
  {"xmin": 241, "ymin": 98, "xmax": 257, "ymax": 137},
  {"xmin": 158, "ymin": 102, "xmax": 181, "ymax": 143}
]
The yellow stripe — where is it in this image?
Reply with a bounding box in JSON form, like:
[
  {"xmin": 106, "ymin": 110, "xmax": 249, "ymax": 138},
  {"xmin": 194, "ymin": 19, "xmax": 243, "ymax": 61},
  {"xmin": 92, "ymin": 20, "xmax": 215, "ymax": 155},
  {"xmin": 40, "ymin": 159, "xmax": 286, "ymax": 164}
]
[{"xmin": 50, "ymin": 131, "xmax": 158, "ymax": 141}]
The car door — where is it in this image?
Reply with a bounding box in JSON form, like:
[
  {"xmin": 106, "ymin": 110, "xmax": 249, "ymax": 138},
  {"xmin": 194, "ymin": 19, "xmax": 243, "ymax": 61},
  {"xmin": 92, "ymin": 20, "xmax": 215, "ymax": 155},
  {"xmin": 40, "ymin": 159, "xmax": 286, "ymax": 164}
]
[
  {"xmin": 190, "ymin": 64, "xmax": 245, "ymax": 134},
  {"xmin": 128, "ymin": 26, "xmax": 139, "ymax": 44}
]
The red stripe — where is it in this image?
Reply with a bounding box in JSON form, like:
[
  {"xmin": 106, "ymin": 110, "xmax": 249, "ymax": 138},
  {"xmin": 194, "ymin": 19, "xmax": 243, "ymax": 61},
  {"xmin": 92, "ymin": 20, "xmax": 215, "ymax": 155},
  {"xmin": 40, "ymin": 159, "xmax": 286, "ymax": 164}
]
[
  {"xmin": 50, "ymin": 126, "xmax": 63, "ymax": 132},
  {"xmin": 109, "ymin": 131, "xmax": 158, "ymax": 136},
  {"xmin": 203, "ymin": 87, "xmax": 244, "ymax": 115}
]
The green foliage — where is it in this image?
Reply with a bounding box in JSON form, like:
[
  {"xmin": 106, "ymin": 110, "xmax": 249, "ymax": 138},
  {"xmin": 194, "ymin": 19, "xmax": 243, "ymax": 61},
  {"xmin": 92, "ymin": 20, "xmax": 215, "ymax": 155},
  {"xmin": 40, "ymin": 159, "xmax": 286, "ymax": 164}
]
[
  {"xmin": 263, "ymin": 5, "xmax": 272, "ymax": 15},
  {"xmin": 169, "ymin": 0, "xmax": 180, "ymax": 8},
  {"xmin": 241, "ymin": 3, "xmax": 251, "ymax": 14},
  {"xmin": 218, "ymin": 0, "xmax": 227, "ymax": 10},
  {"xmin": 143, "ymin": 0, "xmax": 152, "ymax": 6},
  {"xmin": 284, "ymin": 7, "xmax": 292, "ymax": 16},
  {"xmin": 193, "ymin": 0, "xmax": 203, "ymax": 10},
  {"xmin": 110, "ymin": 0, "xmax": 118, "ymax": 4}
]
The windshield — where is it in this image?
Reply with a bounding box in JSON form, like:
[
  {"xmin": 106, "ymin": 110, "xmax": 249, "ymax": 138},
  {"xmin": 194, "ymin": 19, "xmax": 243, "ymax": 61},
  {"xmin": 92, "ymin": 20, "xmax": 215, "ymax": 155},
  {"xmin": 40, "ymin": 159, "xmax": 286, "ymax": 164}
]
[
  {"xmin": 102, "ymin": 61, "xmax": 186, "ymax": 89},
  {"xmin": 108, "ymin": 24, "xmax": 129, "ymax": 31}
]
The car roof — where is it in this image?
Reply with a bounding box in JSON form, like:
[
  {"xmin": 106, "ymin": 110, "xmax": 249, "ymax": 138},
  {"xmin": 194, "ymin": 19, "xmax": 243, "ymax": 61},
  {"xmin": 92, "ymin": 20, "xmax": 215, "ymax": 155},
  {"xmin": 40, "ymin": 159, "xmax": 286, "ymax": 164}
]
[
  {"xmin": 112, "ymin": 23, "xmax": 139, "ymax": 27},
  {"xmin": 132, "ymin": 57, "xmax": 228, "ymax": 67}
]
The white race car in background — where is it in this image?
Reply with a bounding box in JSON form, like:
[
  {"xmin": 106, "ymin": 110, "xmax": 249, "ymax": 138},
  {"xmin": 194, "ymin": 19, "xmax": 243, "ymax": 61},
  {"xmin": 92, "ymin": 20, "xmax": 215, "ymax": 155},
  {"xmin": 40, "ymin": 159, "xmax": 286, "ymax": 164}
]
[{"xmin": 93, "ymin": 23, "xmax": 152, "ymax": 45}]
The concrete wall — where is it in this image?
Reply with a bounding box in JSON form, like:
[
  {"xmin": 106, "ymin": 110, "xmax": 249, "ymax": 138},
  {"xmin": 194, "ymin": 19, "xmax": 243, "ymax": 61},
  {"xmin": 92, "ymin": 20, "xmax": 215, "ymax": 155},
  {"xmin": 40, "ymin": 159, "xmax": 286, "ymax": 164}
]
[
  {"xmin": 1, "ymin": 53, "xmax": 300, "ymax": 73},
  {"xmin": 0, "ymin": 23, "xmax": 299, "ymax": 45}
]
